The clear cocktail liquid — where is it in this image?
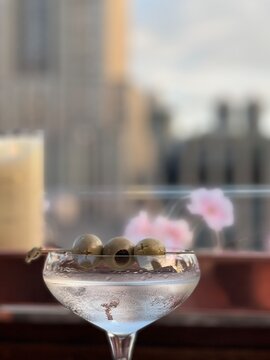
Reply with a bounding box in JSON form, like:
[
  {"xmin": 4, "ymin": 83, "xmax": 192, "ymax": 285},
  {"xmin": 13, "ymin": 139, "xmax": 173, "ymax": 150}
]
[{"xmin": 45, "ymin": 274, "xmax": 198, "ymax": 335}]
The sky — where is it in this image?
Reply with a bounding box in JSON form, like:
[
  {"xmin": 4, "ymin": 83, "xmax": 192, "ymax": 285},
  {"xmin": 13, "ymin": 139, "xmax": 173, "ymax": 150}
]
[{"xmin": 129, "ymin": 0, "xmax": 270, "ymax": 138}]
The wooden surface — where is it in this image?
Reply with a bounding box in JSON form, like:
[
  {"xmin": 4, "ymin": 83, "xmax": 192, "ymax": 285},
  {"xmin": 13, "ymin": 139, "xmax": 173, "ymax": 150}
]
[
  {"xmin": 0, "ymin": 320, "xmax": 269, "ymax": 359},
  {"xmin": 1, "ymin": 344, "xmax": 270, "ymax": 360}
]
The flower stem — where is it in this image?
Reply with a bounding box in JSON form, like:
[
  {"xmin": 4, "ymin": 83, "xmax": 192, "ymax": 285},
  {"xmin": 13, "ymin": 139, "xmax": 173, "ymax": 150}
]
[{"xmin": 214, "ymin": 231, "xmax": 223, "ymax": 251}]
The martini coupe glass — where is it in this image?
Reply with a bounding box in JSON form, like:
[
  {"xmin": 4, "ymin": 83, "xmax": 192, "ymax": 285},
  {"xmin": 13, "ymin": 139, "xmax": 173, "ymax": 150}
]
[
  {"xmin": 37, "ymin": 189, "xmax": 200, "ymax": 359},
  {"xmin": 43, "ymin": 250, "xmax": 199, "ymax": 359}
]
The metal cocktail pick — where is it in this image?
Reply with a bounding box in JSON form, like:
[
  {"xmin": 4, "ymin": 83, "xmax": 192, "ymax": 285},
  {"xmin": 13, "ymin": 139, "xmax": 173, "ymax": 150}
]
[{"xmin": 25, "ymin": 247, "xmax": 67, "ymax": 264}]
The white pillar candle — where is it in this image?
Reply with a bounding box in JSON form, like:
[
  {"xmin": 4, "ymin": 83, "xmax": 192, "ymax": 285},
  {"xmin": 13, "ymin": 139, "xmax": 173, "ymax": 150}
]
[{"xmin": 0, "ymin": 131, "xmax": 44, "ymax": 252}]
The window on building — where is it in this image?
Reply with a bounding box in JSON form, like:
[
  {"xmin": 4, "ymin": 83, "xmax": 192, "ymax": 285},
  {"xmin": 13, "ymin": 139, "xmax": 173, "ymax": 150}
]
[{"xmin": 17, "ymin": 0, "xmax": 50, "ymax": 72}]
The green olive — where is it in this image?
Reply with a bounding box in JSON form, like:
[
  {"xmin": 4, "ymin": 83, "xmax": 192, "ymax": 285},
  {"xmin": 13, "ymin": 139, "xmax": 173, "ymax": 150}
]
[
  {"xmin": 72, "ymin": 234, "xmax": 103, "ymax": 255},
  {"xmin": 78, "ymin": 255, "xmax": 100, "ymax": 270},
  {"xmin": 103, "ymin": 237, "xmax": 134, "ymax": 269},
  {"xmin": 134, "ymin": 238, "xmax": 166, "ymax": 256}
]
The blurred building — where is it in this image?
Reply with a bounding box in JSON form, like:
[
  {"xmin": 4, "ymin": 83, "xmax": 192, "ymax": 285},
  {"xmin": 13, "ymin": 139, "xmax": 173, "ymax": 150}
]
[
  {"xmin": 167, "ymin": 99, "xmax": 270, "ymax": 249},
  {"xmin": 0, "ymin": 0, "xmax": 160, "ymax": 187},
  {"xmin": 172, "ymin": 100, "xmax": 268, "ymax": 187}
]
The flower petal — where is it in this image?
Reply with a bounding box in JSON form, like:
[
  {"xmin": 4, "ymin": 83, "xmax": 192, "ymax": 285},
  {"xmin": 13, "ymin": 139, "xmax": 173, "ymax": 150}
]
[{"xmin": 187, "ymin": 188, "xmax": 234, "ymax": 231}]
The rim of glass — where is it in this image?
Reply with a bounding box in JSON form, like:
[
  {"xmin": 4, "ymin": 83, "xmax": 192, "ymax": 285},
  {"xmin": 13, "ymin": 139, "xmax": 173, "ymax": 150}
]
[{"xmin": 46, "ymin": 250, "xmax": 195, "ymax": 257}]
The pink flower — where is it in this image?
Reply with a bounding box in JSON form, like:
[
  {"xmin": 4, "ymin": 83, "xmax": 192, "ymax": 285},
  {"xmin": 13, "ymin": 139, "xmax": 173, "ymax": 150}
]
[
  {"xmin": 154, "ymin": 216, "xmax": 193, "ymax": 250},
  {"xmin": 124, "ymin": 211, "xmax": 193, "ymax": 249},
  {"xmin": 187, "ymin": 188, "xmax": 234, "ymax": 232},
  {"xmin": 124, "ymin": 211, "xmax": 155, "ymax": 242}
]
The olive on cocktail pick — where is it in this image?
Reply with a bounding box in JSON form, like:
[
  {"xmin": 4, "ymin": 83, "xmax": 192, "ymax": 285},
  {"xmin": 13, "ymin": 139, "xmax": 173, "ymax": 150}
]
[
  {"xmin": 134, "ymin": 238, "xmax": 165, "ymax": 256},
  {"xmin": 72, "ymin": 234, "xmax": 103, "ymax": 255},
  {"xmin": 103, "ymin": 237, "xmax": 134, "ymax": 269},
  {"xmin": 134, "ymin": 238, "xmax": 166, "ymax": 271},
  {"xmin": 72, "ymin": 234, "xmax": 103, "ymax": 269}
]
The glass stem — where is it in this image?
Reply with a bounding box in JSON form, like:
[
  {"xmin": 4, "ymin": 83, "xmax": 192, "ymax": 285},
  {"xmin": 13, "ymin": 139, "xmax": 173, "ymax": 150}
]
[{"xmin": 107, "ymin": 332, "xmax": 136, "ymax": 360}]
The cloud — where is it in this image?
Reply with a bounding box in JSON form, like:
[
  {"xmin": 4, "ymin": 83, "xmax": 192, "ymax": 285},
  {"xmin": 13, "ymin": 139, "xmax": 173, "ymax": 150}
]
[
  {"xmin": 130, "ymin": 0, "xmax": 270, "ymax": 96},
  {"xmin": 129, "ymin": 0, "xmax": 270, "ymax": 137}
]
